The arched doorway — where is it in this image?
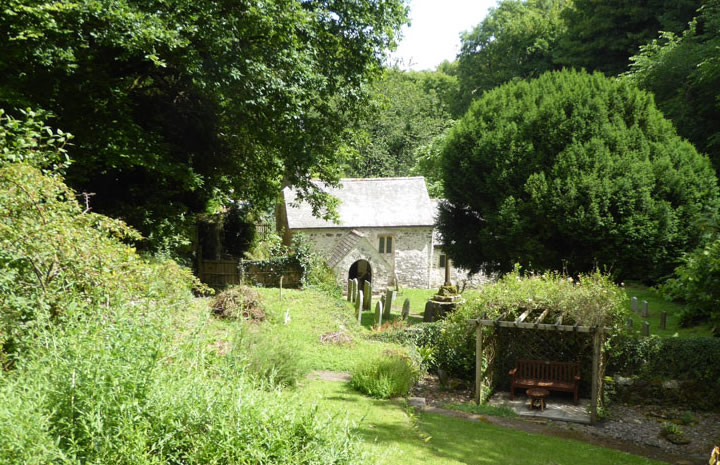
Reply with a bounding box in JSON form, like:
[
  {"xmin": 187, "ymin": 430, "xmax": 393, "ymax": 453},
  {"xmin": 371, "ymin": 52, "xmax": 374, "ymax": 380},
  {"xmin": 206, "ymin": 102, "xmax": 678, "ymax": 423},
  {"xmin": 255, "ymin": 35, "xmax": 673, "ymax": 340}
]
[{"xmin": 348, "ymin": 259, "xmax": 372, "ymax": 290}]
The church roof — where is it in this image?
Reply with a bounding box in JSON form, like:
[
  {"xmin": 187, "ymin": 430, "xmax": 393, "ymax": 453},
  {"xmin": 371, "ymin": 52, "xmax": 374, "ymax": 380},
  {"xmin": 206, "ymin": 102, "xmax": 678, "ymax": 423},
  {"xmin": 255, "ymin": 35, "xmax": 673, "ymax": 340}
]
[{"xmin": 283, "ymin": 177, "xmax": 435, "ymax": 229}]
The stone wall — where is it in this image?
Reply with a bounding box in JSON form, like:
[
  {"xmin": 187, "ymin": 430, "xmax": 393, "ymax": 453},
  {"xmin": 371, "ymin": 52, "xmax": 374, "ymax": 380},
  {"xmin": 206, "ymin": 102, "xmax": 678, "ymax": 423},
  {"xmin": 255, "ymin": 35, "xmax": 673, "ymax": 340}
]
[
  {"xmin": 289, "ymin": 226, "xmax": 434, "ymax": 288},
  {"xmin": 429, "ymin": 248, "xmax": 490, "ymax": 289}
]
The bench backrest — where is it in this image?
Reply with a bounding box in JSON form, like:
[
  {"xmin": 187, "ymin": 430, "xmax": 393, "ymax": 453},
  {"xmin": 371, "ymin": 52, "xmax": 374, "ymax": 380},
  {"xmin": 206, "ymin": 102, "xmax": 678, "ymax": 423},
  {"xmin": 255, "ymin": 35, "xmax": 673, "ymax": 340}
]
[{"xmin": 515, "ymin": 359, "xmax": 579, "ymax": 382}]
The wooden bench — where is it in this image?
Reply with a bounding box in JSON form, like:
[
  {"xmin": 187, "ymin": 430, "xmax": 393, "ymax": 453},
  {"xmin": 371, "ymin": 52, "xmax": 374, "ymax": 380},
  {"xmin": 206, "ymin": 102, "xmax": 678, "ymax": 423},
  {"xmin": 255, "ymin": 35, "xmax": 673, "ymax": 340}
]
[{"xmin": 509, "ymin": 359, "xmax": 580, "ymax": 405}]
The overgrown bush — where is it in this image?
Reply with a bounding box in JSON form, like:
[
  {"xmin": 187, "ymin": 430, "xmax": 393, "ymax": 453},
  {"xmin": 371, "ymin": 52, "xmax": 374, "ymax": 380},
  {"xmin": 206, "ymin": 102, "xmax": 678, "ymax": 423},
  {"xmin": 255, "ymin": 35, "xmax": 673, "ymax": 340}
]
[
  {"xmin": 0, "ymin": 115, "xmax": 363, "ymax": 463},
  {"xmin": 213, "ymin": 285, "xmax": 266, "ymax": 321},
  {"xmin": 660, "ymin": 236, "xmax": 720, "ymax": 329},
  {"xmin": 351, "ymin": 350, "xmax": 421, "ymax": 399},
  {"xmin": 235, "ymin": 329, "xmax": 304, "ymax": 388}
]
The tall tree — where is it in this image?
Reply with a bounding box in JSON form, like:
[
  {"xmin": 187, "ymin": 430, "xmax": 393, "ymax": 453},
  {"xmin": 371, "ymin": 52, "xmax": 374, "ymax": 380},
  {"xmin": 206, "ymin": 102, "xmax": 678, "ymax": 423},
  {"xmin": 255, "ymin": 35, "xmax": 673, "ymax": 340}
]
[
  {"xmin": 556, "ymin": 0, "xmax": 700, "ymax": 76},
  {"xmin": 455, "ymin": 0, "xmax": 567, "ymax": 114},
  {"xmin": 438, "ymin": 70, "xmax": 719, "ymax": 281},
  {"xmin": 626, "ymin": 1, "xmax": 720, "ymax": 173},
  {"xmin": 0, "ymin": 0, "xmax": 408, "ymax": 251},
  {"xmin": 345, "ymin": 69, "xmax": 454, "ymax": 178}
]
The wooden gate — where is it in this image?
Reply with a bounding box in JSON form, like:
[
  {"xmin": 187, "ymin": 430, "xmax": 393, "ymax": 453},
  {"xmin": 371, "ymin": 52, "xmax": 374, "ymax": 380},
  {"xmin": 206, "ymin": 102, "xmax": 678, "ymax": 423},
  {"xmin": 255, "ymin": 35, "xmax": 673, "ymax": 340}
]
[{"xmin": 198, "ymin": 259, "xmax": 240, "ymax": 288}]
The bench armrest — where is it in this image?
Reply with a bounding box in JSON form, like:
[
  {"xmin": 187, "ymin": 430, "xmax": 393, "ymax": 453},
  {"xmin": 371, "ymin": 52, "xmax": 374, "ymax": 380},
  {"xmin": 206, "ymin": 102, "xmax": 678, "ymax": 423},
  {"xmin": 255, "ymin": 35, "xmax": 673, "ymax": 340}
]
[
  {"xmin": 509, "ymin": 368, "xmax": 517, "ymax": 377},
  {"xmin": 573, "ymin": 375, "xmax": 581, "ymax": 382}
]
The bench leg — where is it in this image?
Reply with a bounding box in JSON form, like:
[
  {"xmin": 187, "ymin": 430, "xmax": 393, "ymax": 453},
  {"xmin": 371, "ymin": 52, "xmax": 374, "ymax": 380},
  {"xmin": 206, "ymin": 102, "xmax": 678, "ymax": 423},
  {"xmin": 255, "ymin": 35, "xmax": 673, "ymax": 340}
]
[
  {"xmin": 574, "ymin": 389, "xmax": 578, "ymax": 405},
  {"xmin": 510, "ymin": 386, "xmax": 514, "ymax": 400}
]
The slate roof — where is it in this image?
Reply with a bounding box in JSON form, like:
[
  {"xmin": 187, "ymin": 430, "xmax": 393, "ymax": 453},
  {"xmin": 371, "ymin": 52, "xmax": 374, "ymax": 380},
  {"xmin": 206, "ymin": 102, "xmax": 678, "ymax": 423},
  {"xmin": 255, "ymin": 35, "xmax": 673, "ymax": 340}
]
[{"xmin": 283, "ymin": 177, "xmax": 435, "ymax": 229}]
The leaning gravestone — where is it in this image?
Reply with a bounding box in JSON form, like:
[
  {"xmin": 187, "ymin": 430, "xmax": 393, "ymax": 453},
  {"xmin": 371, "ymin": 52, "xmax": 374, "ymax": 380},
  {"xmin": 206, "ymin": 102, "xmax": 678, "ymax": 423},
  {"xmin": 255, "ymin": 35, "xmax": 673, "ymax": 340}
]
[
  {"xmin": 401, "ymin": 298, "xmax": 410, "ymax": 321},
  {"xmin": 423, "ymin": 300, "xmax": 435, "ymax": 322},
  {"xmin": 363, "ymin": 281, "xmax": 372, "ymax": 311},
  {"xmin": 384, "ymin": 289, "xmax": 396, "ymax": 318},
  {"xmin": 375, "ymin": 301, "xmax": 383, "ymax": 326},
  {"xmin": 631, "ymin": 297, "xmax": 638, "ymax": 313},
  {"xmin": 355, "ymin": 291, "xmax": 363, "ymax": 320},
  {"xmin": 347, "ymin": 279, "xmax": 352, "ymax": 301}
]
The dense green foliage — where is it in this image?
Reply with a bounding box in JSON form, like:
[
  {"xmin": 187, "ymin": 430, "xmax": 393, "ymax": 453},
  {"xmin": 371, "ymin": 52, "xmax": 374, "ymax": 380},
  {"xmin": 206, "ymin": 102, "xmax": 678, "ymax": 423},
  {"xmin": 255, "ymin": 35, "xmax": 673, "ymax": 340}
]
[
  {"xmin": 350, "ymin": 351, "xmax": 421, "ymax": 398},
  {"xmin": 661, "ymin": 235, "xmax": 720, "ymax": 328},
  {"xmin": 626, "ymin": 1, "xmax": 720, "ymax": 173},
  {"xmin": 455, "ymin": 0, "xmax": 567, "ymax": 114},
  {"xmin": 556, "ymin": 0, "xmax": 700, "ymax": 76},
  {"xmin": 0, "ymin": 115, "xmax": 363, "ymax": 464},
  {"xmin": 376, "ymin": 270, "xmax": 627, "ymax": 379},
  {"xmin": 438, "ymin": 70, "xmax": 719, "ymax": 280},
  {"xmin": 0, "ymin": 0, "xmax": 408, "ymax": 252},
  {"xmin": 345, "ymin": 69, "xmax": 455, "ymax": 178}
]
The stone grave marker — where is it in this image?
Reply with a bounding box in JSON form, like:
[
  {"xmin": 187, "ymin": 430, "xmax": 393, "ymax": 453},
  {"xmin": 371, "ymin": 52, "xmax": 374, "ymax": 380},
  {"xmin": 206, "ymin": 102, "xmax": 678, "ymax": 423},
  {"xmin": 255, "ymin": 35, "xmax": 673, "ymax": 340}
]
[
  {"xmin": 631, "ymin": 297, "xmax": 638, "ymax": 313},
  {"xmin": 642, "ymin": 321, "xmax": 650, "ymax": 337},
  {"xmin": 347, "ymin": 279, "xmax": 352, "ymax": 301},
  {"xmin": 384, "ymin": 289, "xmax": 396, "ymax": 318},
  {"xmin": 355, "ymin": 291, "xmax": 363, "ymax": 320},
  {"xmin": 363, "ymin": 281, "xmax": 372, "ymax": 311},
  {"xmin": 401, "ymin": 298, "xmax": 410, "ymax": 320},
  {"xmin": 660, "ymin": 312, "xmax": 667, "ymax": 330},
  {"xmin": 626, "ymin": 317, "xmax": 633, "ymax": 330},
  {"xmin": 423, "ymin": 300, "xmax": 435, "ymax": 322},
  {"xmin": 375, "ymin": 301, "xmax": 383, "ymax": 326},
  {"xmin": 641, "ymin": 301, "xmax": 649, "ymax": 317}
]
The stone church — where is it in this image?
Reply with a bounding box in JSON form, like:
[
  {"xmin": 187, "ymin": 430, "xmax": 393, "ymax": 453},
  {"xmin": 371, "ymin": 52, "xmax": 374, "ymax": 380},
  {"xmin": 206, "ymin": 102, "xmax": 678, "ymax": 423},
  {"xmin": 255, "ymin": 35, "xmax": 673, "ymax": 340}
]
[{"xmin": 277, "ymin": 177, "xmax": 483, "ymax": 290}]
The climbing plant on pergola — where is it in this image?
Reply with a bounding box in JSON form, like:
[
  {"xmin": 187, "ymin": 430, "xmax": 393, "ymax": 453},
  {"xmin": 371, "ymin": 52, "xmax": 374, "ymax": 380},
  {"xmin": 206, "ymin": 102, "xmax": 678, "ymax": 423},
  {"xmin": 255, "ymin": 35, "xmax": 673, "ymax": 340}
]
[
  {"xmin": 442, "ymin": 270, "xmax": 628, "ymax": 424},
  {"xmin": 472, "ymin": 310, "xmax": 608, "ymax": 423}
]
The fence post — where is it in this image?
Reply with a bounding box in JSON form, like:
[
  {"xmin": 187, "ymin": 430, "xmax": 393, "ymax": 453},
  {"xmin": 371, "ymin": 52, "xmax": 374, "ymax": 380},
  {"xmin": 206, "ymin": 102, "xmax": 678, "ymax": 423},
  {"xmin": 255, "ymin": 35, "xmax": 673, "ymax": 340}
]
[
  {"xmin": 279, "ymin": 275, "xmax": 283, "ymax": 301},
  {"xmin": 475, "ymin": 322, "xmax": 483, "ymax": 405}
]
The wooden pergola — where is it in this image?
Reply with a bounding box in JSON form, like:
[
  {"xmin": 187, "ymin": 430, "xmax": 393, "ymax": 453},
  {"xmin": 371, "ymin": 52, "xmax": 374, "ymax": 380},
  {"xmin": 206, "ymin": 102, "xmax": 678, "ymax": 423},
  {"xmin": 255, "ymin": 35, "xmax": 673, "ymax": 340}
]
[{"xmin": 471, "ymin": 311, "xmax": 606, "ymax": 423}]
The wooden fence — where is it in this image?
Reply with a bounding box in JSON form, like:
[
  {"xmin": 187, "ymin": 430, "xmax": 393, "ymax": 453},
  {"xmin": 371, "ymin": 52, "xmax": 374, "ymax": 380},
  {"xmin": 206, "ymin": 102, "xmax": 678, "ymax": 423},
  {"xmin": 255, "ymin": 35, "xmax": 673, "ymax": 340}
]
[
  {"xmin": 198, "ymin": 258, "xmax": 303, "ymax": 289},
  {"xmin": 198, "ymin": 259, "xmax": 240, "ymax": 288}
]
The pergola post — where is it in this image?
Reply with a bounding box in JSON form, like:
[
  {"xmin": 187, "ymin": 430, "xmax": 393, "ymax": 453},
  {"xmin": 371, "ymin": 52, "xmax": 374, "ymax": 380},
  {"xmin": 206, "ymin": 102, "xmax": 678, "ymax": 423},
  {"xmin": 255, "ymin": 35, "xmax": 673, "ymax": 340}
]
[
  {"xmin": 475, "ymin": 321, "xmax": 483, "ymax": 404},
  {"xmin": 590, "ymin": 327, "xmax": 603, "ymax": 424}
]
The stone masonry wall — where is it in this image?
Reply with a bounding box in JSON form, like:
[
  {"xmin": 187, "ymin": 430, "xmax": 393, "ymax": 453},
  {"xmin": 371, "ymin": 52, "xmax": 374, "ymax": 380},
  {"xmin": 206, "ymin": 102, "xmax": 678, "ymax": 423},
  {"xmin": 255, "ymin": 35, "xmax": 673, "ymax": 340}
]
[
  {"xmin": 289, "ymin": 227, "xmax": 433, "ymax": 288},
  {"xmin": 429, "ymin": 247, "xmax": 490, "ymax": 289}
]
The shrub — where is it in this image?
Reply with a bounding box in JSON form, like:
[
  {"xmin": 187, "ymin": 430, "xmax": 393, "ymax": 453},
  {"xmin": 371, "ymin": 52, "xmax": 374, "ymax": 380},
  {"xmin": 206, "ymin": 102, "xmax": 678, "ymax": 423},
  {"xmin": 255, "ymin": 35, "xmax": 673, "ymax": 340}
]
[
  {"xmin": 351, "ymin": 351, "xmax": 421, "ymax": 399},
  {"xmin": 660, "ymin": 236, "xmax": 720, "ymax": 329},
  {"xmin": 439, "ymin": 69, "xmax": 719, "ymax": 281},
  {"xmin": 212, "ymin": 285, "xmax": 266, "ymax": 321},
  {"xmin": 235, "ymin": 329, "xmax": 304, "ymax": 388}
]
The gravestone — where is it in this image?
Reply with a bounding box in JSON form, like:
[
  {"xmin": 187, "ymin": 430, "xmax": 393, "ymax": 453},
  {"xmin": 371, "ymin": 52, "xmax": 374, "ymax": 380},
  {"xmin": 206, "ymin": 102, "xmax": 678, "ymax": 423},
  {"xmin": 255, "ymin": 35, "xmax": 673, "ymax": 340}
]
[
  {"xmin": 401, "ymin": 298, "xmax": 410, "ymax": 320},
  {"xmin": 375, "ymin": 301, "xmax": 383, "ymax": 326},
  {"xmin": 641, "ymin": 301, "xmax": 649, "ymax": 317},
  {"xmin": 631, "ymin": 297, "xmax": 638, "ymax": 313},
  {"xmin": 626, "ymin": 317, "xmax": 633, "ymax": 330},
  {"xmin": 384, "ymin": 290, "xmax": 396, "ymax": 318},
  {"xmin": 423, "ymin": 300, "xmax": 435, "ymax": 322},
  {"xmin": 352, "ymin": 279, "xmax": 359, "ymax": 303},
  {"xmin": 347, "ymin": 279, "xmax": 352, "ymax": 301},
  {"xmin": 350, "ymin": 279, "xmax": 356, "ymax": 303},
  {"xmin": 355, "ymin": 291, "xmax": 363, "ymax": 320},
  {"xmin": 363, "ymin": 281, "xmax": 372, "ymax": 311},
  {"xmin": 642, "ymin": 321, "xmax": 650, "ymax": 337},
  {"xmin": 660, "ymin": 312, "xmax": 667, "ymax": 330}
]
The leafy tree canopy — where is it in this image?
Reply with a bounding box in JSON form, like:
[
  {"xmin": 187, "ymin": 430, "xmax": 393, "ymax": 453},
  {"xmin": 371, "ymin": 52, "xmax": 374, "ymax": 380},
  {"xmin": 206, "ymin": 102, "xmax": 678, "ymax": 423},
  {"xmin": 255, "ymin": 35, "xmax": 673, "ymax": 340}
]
[
  {"xmin": 556, "ymin": 0, "xmax": 700, "ymax": 76},
  {"xmin": 438, "ymin": 70, "xmax": 719, "ymax": 281},
  {"xmin": 0, "ymin": 0, "xmax": 408, "ymax": 252},
  {"xmin": 625, "ymin": 1, "xmax": 720, "ymax": 173},
  {"xmin": 344, "ymin": 69, "xmax": 454, "ymax": 178},
  {"xmin": 455, "ymin": 0, "xmax": 567, "ymax": 114}
]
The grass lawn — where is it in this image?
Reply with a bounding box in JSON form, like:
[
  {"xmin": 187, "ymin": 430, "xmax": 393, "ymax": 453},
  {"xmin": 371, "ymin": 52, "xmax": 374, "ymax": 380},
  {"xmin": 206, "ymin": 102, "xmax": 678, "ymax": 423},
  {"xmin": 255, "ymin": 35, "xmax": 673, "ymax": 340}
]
[
  {"xmin": 208, "ymin": 286, "xmax": 669, "ymax": 465},
  {"xmin": 623, "ymin": 284, "xmax": 712, "ymax": 337},
  {"xmin": 298, "ymin": 379, "xmax": 664, "ymax": 465}
]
